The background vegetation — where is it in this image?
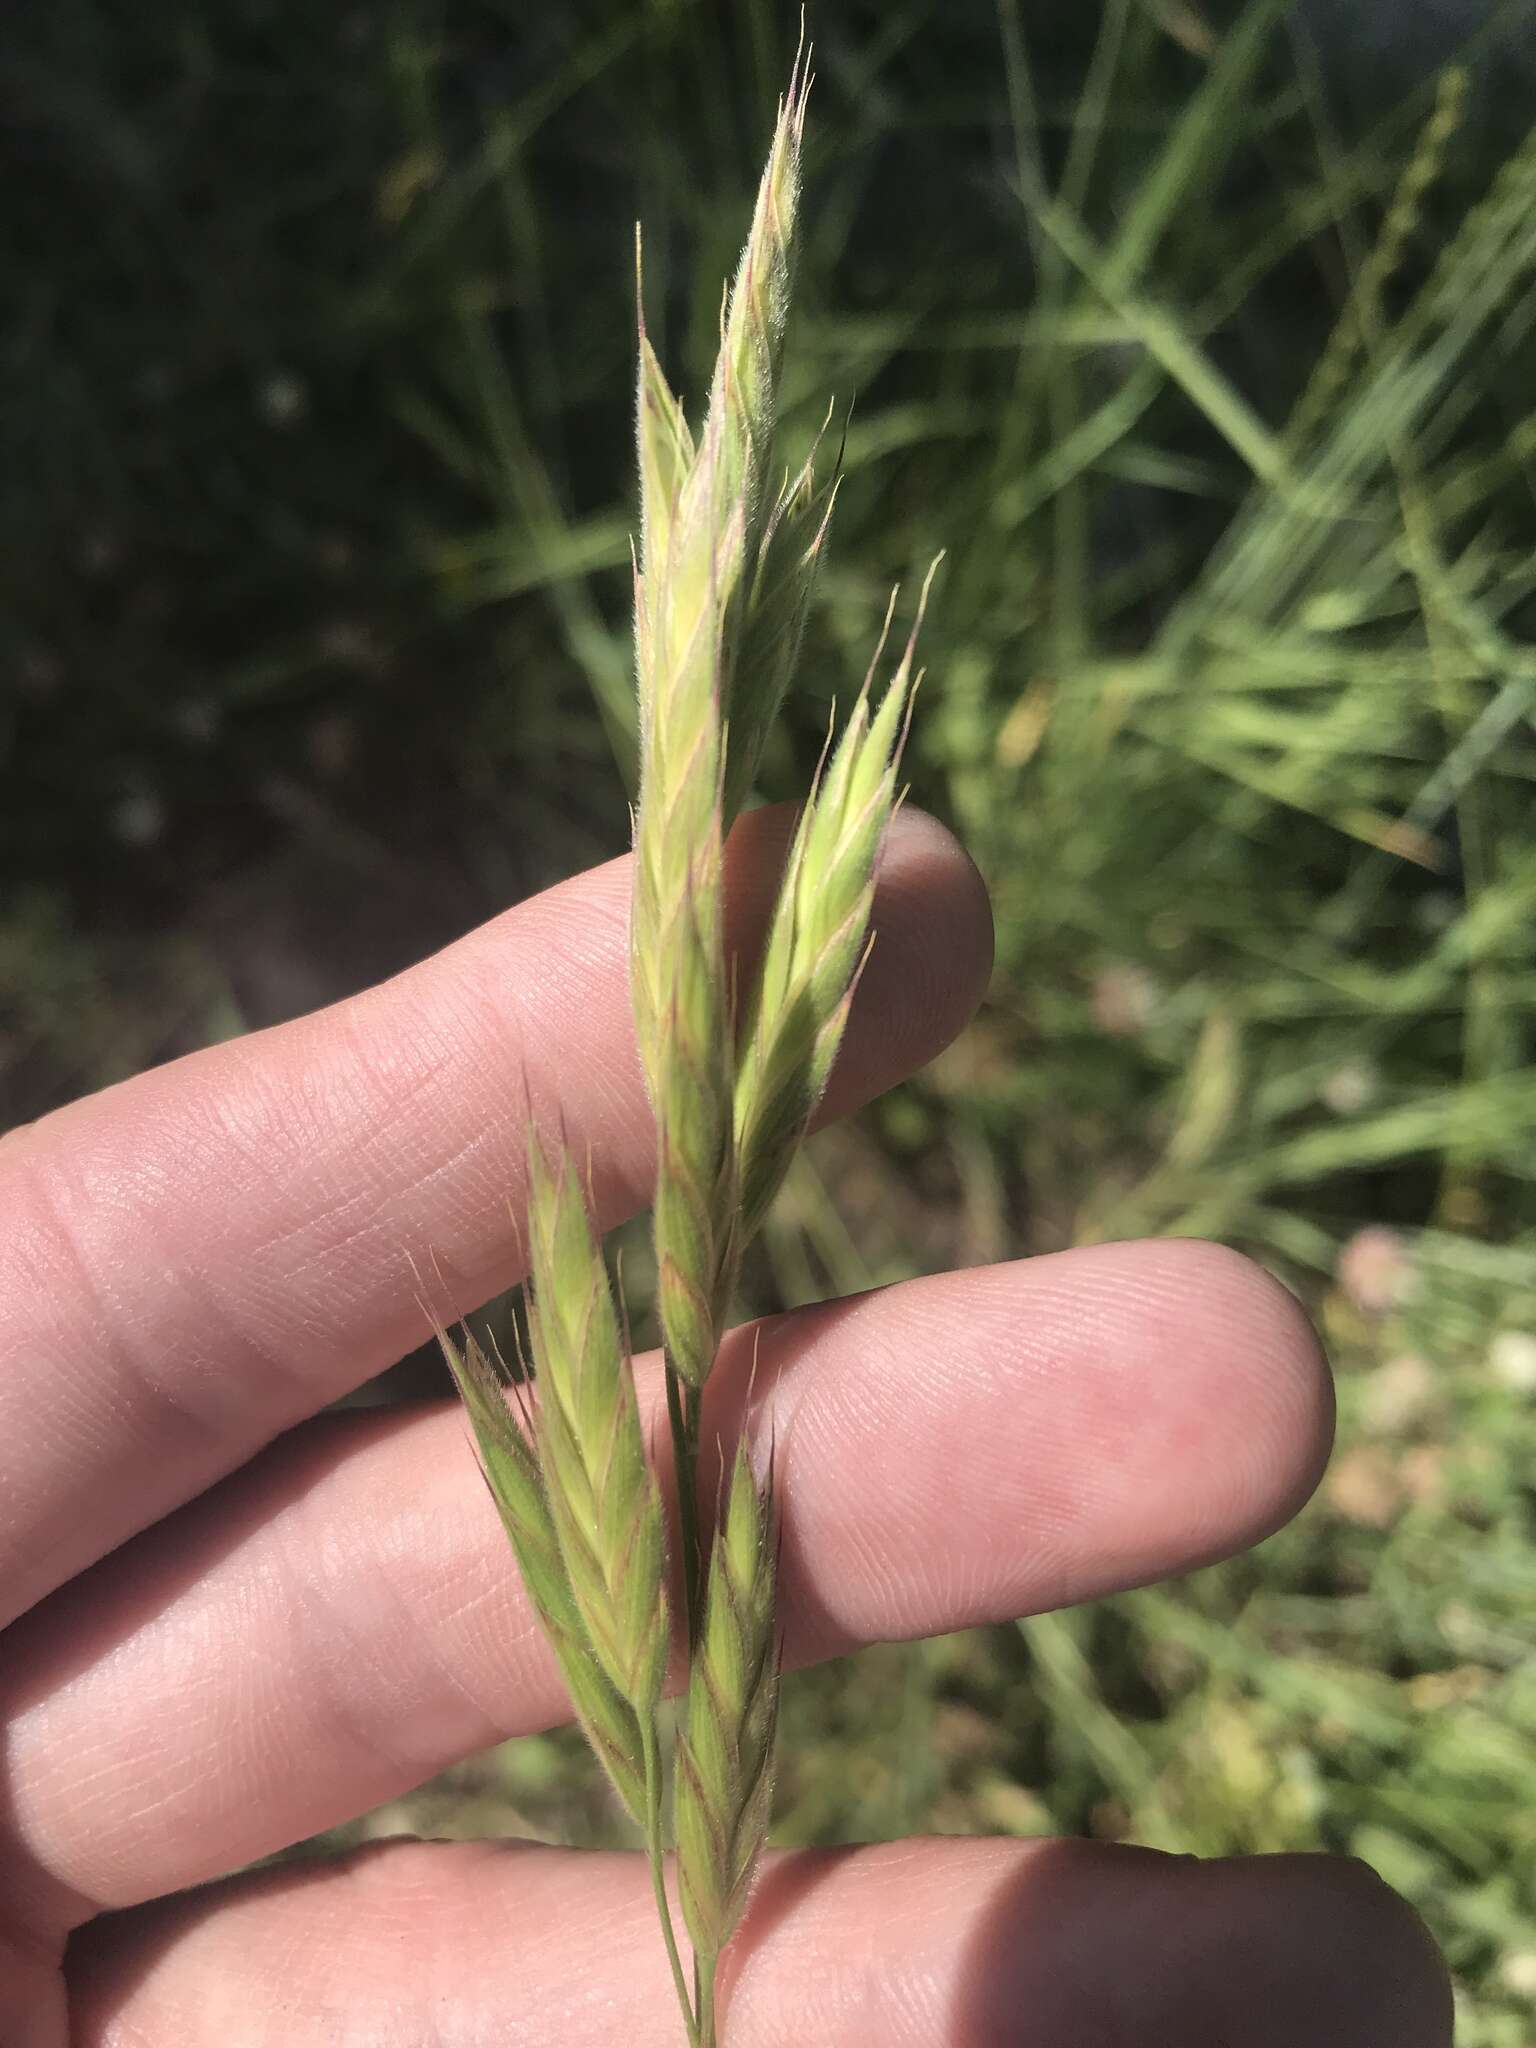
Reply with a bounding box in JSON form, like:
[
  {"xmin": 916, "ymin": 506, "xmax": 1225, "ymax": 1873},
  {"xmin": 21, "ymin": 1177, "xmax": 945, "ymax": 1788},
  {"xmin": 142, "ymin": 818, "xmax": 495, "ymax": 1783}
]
[{"xmin": 4, "ymin": 1, "xmax": 1535, "ymax": 2036}]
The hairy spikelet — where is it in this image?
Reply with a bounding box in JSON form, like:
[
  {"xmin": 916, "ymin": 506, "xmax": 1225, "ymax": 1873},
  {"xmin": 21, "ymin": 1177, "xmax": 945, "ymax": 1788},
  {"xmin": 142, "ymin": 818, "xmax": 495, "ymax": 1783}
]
[
  {"xmin": 722, "ymin": 427, "xmax": 840, "ymax": 824},
  {"xmin": 632, "ymin": 295, "xmax": 735, "ymax": 1393},
  {"xmin": 703, "ymin": 60, "xmax": 810, "ymax": 812},
  {"xmin": 636, "ymin": 317, "xmax": 696, "ymax": 591},
  {"xmin": 674, "ymin": 1438, "xmax": 780, "ymax": 1960},
  {"xmin": 733, "ymin": 563, "xmax": 937, "ymax": 1239},
  {"xmin": 433, "ymin": 1321, "xmax": 647, "ymax": 1821},
  {"xmin": 630, "ymin": 66, "xmax": 812, "ymax": 1388},
  {"xmin": 524, "ymin": 1138, "xmax": 670, "ymax": 1715},
  {"xmin": 652, "ymin": 877, "xmax": 738, "ymax": 1392},
  {"xmin": 704, "ymin": 67, "xmax": 805, "ymax": 565}
]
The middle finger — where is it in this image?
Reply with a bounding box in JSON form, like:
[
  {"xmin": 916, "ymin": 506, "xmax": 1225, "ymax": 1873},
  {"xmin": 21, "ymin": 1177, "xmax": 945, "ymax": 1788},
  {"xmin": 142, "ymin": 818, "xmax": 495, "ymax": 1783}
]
[{"xmin": 0, "ymin": 1238, "xmax": 1328, "ymax": 1937}]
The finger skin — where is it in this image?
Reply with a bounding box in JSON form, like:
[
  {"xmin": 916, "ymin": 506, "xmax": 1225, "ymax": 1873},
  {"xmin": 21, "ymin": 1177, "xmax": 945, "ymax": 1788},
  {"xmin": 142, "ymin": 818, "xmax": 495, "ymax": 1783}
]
[
  {"xmin": 65, "ymin": 1835, "xmax": 1454, "ymax": 2048},
  {"xmin": 0, "ymin": 1239, "xmax": 1330, "ymax": 1934},
  {"xmin": 0, "ymin": 806, "xmax": 991, "ymax": 1629}
]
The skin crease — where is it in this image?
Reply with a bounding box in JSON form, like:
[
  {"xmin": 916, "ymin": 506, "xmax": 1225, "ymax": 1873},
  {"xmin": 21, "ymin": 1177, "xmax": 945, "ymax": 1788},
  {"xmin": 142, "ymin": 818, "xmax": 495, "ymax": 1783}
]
[{"xmin": 0, "ymin": 809, "xmax": 1452, "ymax": 2047}]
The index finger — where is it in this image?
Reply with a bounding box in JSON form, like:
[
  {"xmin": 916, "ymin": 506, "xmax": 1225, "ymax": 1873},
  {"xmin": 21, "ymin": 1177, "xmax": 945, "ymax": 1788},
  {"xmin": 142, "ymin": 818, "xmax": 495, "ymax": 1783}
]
[{"xmin": 0, "ymin": 805, "xmax": 991, "ymax": 1628}]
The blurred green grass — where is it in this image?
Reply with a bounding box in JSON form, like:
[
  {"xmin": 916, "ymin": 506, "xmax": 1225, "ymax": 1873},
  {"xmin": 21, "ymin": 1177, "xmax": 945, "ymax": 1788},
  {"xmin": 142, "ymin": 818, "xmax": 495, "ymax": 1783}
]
[{"xmin": 4, "ymin": 1, "xmax": 1536, "ymax": 2035}]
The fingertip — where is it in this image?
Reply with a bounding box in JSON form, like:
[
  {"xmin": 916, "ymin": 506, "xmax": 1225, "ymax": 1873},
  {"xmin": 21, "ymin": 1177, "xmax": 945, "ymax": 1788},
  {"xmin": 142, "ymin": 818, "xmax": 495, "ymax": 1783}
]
[
  {"xmin": 831, "ymin": 805, "xmax": 993, "ymax": 1110},
  {"xmin": 875, "ymin": 805, "xmax": 996, "ymax": 1005},
  {"xmin": 1048, "ymin": 1236, "xmax": 1332, "ymax": 1575},
  {"xmin": 1175, "ymin": 1854, "xmax": 1456, "ymax": 2048},
  {"xmin": 1159, "ymin": 1237, "xmax": 1336, "ymax": 1547}
]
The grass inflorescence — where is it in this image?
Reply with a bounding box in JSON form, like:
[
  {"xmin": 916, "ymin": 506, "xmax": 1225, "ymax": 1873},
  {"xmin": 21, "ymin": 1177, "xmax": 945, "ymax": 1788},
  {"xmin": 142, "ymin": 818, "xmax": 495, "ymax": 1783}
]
[
  {"xmin": 10, "ymin": 5, "xmax": 1536, "ymax": 2037},
  {"xmin": 441, "ymin": 56, "xmax": 927, "ymax": 2045}
]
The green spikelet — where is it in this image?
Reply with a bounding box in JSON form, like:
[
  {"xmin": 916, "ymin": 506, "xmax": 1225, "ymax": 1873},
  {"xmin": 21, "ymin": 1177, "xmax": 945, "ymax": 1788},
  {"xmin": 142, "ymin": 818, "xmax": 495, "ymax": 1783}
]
[
  {"xmin": 523, "ymin": 1138, "xmax": 671, "ymax": 1718},
  {"xmin": 432, "ymin": 1320, "xmax": 647, "ymax": 1822},
  {"xmin": 652, "ymin": 877, "xmax": 739, "ymax": 1393},
  {"xmin": 722, "ymin": 428, "xmax": 840, "ymax": 824},
  {"xmin": 674, "ymin": 1437, "xmax": 780, "ymax": 1964},
  {"xmin": 636, "ymin": 314, "xmax": 696, "ymax": 589},
  {"xmin": 630, "ymin": 67, "xmax": 813, "ymax": 1389},
  {"xmin": 632, "ymin": 318, "xmax": 737, "ymax": 1393},
  {"xmin": 703, "ymin": 66, "xmax": 805, "ymax": 565},
  {"xmin": 734, "ymin": 562, "xmax": 937, "ymax": 1239},
  {"xmin": 703, "ymin": 61, "xmax": 811, "ymax": 816}
]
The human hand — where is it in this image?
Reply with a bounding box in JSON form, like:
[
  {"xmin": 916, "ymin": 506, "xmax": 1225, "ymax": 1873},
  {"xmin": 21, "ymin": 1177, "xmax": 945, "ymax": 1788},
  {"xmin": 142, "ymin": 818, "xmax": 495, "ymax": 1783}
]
[{"xmin": 0, "ymin": 809, "xmax": 1451, "ymax": 2045}]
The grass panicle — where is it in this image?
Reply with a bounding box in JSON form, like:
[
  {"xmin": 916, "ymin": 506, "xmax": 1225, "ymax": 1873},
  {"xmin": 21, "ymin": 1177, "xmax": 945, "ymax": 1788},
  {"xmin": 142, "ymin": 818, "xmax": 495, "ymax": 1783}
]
[
  {"xmin": 453, "ymin": 57, "xmax": 927, "ymax": 2046},
  {"xmin": 674, "ymin": 1437, "xmax": 781, "ymax": 1978}
]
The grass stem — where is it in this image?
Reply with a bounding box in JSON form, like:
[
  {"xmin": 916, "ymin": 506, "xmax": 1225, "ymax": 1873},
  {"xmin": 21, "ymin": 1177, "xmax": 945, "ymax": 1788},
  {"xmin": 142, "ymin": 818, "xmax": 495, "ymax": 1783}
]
[
  {"xmin": 695, "ymin": 1953, "xmax": 719, "ymax": 2048},
  {"xmin": 642, "ymin": 1719, "xmax": 699, "ymax": 2046}
]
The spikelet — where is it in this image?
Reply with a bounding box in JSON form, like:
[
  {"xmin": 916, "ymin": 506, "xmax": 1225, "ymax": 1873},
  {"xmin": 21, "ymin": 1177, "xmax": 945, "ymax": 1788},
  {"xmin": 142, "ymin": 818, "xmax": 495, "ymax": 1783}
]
[
  {"xmin": 631, "ymin": 312, "xmax": 735, "ymax": 1391},
  {"xmin": 701, "ymin": 65, "xmax": 805, "ymax": 574},
  {"xmin": 433, "ymin": 1321, "xmax": 647, "ymax": 1821},
  {"xmin": 703, "ymin": 61, "xmax": 810, "ymax": 813},
  {"xmin": 733, "ymin": 561, "xmax": 938, "ymax": 1239},
  {"xmin": 631, "ymin": 61, "xmax": 813, "ymax": 1388},
  {"xmin": 723, "ymin": 425, "xmax": 841, "ymax": 824},
  {"xmin": 673, "ymin": 1436, "xmax": 780, "ymax": 1962},
  {"xmin": 523, "ymin": 1137, "xmax": 671, "ymax": 1717}
]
